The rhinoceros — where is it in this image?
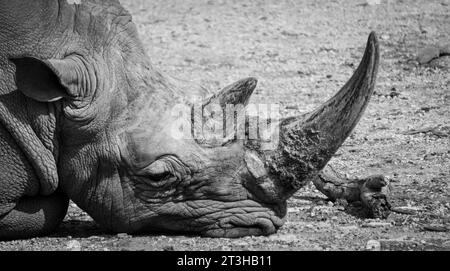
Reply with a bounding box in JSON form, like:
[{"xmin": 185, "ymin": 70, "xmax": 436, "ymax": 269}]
[{"xmin": 0, "ymin": 0, "xmax": 390, "ymax": 240}]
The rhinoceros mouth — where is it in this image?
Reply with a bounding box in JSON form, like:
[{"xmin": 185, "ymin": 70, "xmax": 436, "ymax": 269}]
[
  {"xmin": 202, "ymin": 215, "xmax": 284, "ymax": 238},
  {"xmin": 124, "ymin": 197, "xmax": 286, "ymax": 238},
  {"xmin": 199, "ymin": 200, "xmax": 287, "ymax": 238}
]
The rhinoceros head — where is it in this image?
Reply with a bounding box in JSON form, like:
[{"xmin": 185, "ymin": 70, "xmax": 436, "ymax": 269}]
[{"xmin": 5, "ymin": 0, "xmax": 379, "ymax": 237}]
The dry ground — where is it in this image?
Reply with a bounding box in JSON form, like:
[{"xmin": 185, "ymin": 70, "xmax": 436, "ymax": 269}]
[{"xmin": 0, "ymin": 0, "xmax": 449, "ymax": 250}]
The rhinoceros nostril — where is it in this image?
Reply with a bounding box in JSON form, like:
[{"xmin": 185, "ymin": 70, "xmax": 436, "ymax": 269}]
[
  {"xmin": 244, "ymin": 151, "xmax": 267, "ymax": 179},
  {"xmin": 243, "ymin": 151, "xmax": 292, "ymax": 204},
  {"xmin": 204, "ymin": 213, "xmax": 284, "ymax": 238},
  {"xmin": 254, "ymin": 218, "xmax": 278, "ymax": 235}
]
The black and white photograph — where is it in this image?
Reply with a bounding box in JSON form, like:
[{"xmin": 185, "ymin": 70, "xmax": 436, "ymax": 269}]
[{"xmin": 0, "ymin": 0, "xmax": 448, "ymax": 253}]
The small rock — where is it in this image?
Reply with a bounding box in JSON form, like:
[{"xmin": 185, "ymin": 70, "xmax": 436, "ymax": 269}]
[
  {"xmin": 365, "ymin": 0, "xmax": 381, "ymax": 5},
  {"xmin": 67, "ymin": 0, "xmax": 82, "ymax": 5},
  {"xmin": 316, "ymin": 199, "xmax": 326, "ymax": 205},
  {"xmin": 429, "ymin": 55, "xmax": 450, "ymax": 69},
  {"xmin": 366, "ymin": 240, "xmax": 381, "ymax": 251},
  {"xmin": 423, "ymin": 224, "xmax": 449, "ymax": 232},
  {"xmin": 233, "ymin": 241, "xmax": 248, "ymax": 246},
  {"xmin": 443, "ymin": 240, "xmax": 450, "ymax": 248},
  {"xmin": 391, "ymin": 206, "xmax": 420, "ymax": 215},
  {"xmin": 380, "ymin": 34, "xmax": 390, "ymax": 41},
  {"xmin": 285, "ymin": 105, "xmax": 299, "ymax": 110},
  {"xmin": 335, "ymin": 198, "xmax": 348, "ymax": 208},
  {"xmin": 362, "ymin": 222, "xmax": 392, "ymax": 228},
  {"xmin": 163, "ymin": 245, "xmax": 175, "ymax": 251},
  {"xmin": 66, "ymin": 240, "xmax": 81, "ymax": 251},
  {"xmin": 117, "ymin": 233, "xmax": 130, "ymax": 239},
  {"xmin": 417, "ymin": 46, "xmax": 441, "ymax": 64},
  {"xmin": 417, "ymin": 44, "xmax": 450, "ymax": 65},
  {"xmin": 269, "ymin": 234, "xmax": 298, "ymax": 242},
  {"xmin": 340, "ymin": 225, "xmax": 359, "ymax": 232},
  {"xmin": 389, "ymin": 91, "xmax": 400, "ymax": 98},
  {"xmin": 281, "ymin": 30, "xmax": 300, "ymax": 37}
]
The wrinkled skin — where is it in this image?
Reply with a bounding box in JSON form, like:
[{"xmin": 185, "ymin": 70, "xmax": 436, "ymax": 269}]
[{"xmin": 0, "ymin": 0, "xmax": 386, "ymax": 240}]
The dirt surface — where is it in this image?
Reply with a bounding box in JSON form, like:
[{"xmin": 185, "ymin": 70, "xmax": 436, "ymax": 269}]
[{"xmin": 1, "ymin": 0, "xmax": 449, "ymax": 251}]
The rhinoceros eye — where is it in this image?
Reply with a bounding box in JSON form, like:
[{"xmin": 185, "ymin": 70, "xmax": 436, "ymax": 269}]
[
  {"xmin": 138, "ymin": 160, "xmax": 171, "ymax": 179},
  {"xmin": 137, "ymin": 155, "xmax": 190, "ymax": 182}
]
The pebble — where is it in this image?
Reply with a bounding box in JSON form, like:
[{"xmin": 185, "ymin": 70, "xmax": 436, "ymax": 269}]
[
  {"xmin": 380, "ymin": 34, "xmax": 390, "ymax": 41},
  {"xmin": 340, "ymin": 225, "xmax": 359, "ymax": 231},
  {"xmin": 66, "ymin": 240, "xmax": 81, "ymax": 251},
  {"xmin": 233, "ymin": 241, "xmax": 249, "ymax": 246},
  {"xmin": 366, "ymin": 240, "xmax": 381, "ymax": 251},
  {"xmin": 362, "ymin": 222, "xmax": 392, "ymax": 228},
  {"xmin": 117, "ymin": 233, "xmax": 131, "ymax": 239},
  {"xmin": 423, "ymin": 224, "xmax": 448, "ymax": 232},
  {"xmin": 417, "ymin": 46, "xmax": 441, "ymax": 64},
  {"xmin": 163, "ymin": 245, "xmax": 175, "ymax": 251},
  {"xmin": 391, "ymin": 206, "xmax": 420, "ymax": 215},
  {"xmin": 268, "ymin": 234, "xmax": 298, "ymax": 242},
  {"xmin": 366, "ymin": 0, "xmax": 381, "ymax": 5}
]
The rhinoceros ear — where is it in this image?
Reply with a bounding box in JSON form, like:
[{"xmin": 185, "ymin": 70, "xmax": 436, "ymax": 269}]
[
  {"xmin": 10, "ymin": 56, "xmax": 76, "ymax": 102},
  {"xmin": 195, "ymin": 77, "xmax": 257, "ymax": 146},
  {"xmin": 203, "ymin": 77, "xmax": 257, "ymax": 107}
]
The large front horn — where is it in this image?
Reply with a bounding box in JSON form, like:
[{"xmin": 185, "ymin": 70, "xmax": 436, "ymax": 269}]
[{"xmin": 260, "ymin": 32, "xmax": 379, "ymax": 197}]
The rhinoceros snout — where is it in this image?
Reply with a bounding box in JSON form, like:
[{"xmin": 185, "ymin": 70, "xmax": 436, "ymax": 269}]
[
  {"xmin": 242, "ymin": 150, "xmax": 294, "ymax": 204},
  {"xmin": 201, "ymin": 206, "xmax": 286, "ymax": 238}
]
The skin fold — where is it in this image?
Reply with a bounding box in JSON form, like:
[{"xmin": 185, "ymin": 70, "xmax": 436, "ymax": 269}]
[{"xmin": 0, "ymin": 0, "xmax": 388, "ymax": 240}]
